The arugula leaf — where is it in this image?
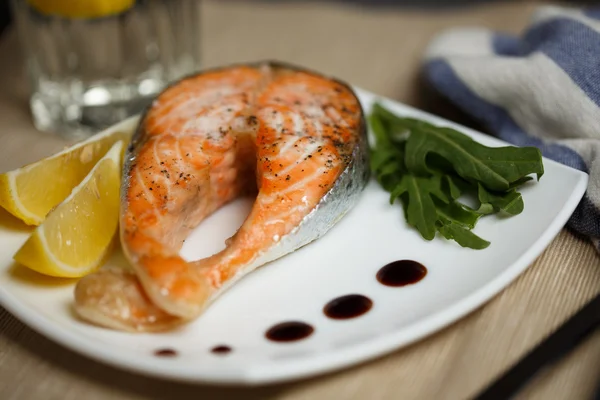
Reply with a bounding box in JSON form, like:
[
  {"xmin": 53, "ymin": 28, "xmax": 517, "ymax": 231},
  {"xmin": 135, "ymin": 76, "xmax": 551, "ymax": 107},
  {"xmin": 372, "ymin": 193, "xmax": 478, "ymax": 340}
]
[
  {"xmin": 437, "ymin": 222, "xmax": 491, "ymax": 250},
  {"xmin": 372, "ymin": 103, "xmax": 419, "ymax": 137},
  {"xmin": 475, "ymin": 203, "xmax": 495, "ymax": 215},
  {"xmin": 373, "ymin": 104, "xmax": 543, "ymax": 190},
  {"xmin": 368, "ymin": 112, "xmax": 393, "ymax": 148},
  {"xmin": 389, "ymin": 174, "xmax": 448, "ymax": 240},
  {"xmin": 369, "ymin": 102, "xmax": 544, "ymax": 250},
  {"xmin": 477, "ymin": 183, "xmax": 524, "ymax": 215},
  {"xmin": 369, "ymin": 113, "xmax": 406, "ymax": 191},
  {"xmin": 404, "ymin": 121, "xmax": 544, "ymax": 191},
  {"xmin": 443, "ymin": 174, "xmax": 470, "ymax": 200},
  {"xmin": 434, "ymin": 198, "xmax": 481, "ymax": 229}
]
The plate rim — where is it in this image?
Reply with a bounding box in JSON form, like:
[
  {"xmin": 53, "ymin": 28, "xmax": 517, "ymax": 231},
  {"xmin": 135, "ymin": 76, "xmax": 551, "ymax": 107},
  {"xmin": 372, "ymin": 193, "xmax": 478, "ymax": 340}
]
[{"xmin": 0, "ymin": 89, "xmax": 589, "ymax": 386}]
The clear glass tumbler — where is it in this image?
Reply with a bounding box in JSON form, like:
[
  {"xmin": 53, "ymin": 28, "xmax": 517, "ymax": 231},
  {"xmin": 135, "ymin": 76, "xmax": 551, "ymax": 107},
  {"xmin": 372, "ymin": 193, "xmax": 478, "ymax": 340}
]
[{"xmin": 11, "ymin": 0, "xmax": 202, "ymax": 138}]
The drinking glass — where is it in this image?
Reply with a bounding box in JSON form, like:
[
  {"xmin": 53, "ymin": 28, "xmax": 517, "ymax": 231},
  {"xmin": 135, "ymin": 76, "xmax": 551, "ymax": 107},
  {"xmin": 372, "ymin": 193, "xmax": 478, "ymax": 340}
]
[{"xmin": 11, "ymin": 0, "xmax": 202, "ymax": 138}]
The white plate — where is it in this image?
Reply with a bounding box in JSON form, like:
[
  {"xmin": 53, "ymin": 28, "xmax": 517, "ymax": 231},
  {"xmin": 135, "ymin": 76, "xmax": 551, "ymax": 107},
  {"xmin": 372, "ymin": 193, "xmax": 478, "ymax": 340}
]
[{"xmin": 0, "ymin": 89, "xmax": 588, "ymax": 385}]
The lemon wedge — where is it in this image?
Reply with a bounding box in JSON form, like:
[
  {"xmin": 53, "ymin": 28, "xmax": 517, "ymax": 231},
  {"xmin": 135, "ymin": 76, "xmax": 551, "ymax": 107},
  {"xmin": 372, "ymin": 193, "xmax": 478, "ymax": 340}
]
[
  {"xmin": 26, "ymin": 0, "xmax": 135, "ymax": 19},
  {"xmin": 14, "ymin": 141, "xmax": 124, "ymax": 278},
  {"xmin": 0, "ymin": 116, "xmax": 138, "ymax": 226}
]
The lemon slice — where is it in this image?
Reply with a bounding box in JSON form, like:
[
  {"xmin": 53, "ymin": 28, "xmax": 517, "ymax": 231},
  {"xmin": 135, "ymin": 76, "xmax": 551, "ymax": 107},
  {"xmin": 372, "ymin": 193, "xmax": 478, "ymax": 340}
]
[
  {"xmin": 27, "ymin": 0, "xmax": 135, "ymax": 19},
  {"xmin": 0, "ymin": 116, "xmax": 138, "ymax": 226},
  {"xmin": 14, "ymin": 141, "xmax": 124, "ymax": 278}
]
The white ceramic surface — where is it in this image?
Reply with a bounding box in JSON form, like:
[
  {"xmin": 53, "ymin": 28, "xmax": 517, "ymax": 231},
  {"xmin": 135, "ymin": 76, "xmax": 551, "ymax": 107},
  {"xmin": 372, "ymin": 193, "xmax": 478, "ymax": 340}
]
[{"xmin": 0, "ymin": 89, "xmax": 588, "ymax": 385}]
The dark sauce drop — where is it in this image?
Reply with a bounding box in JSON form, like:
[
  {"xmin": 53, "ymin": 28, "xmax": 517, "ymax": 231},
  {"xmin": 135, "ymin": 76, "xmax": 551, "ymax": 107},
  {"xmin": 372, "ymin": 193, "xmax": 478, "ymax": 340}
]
[
  {"xmin": 266, "ymin": 321, "xmax": 314, "ymax": 342},
  {"xmin": 154, "ymin": 348, "xmax": 178, "ymax": 357},
  {"xmin": 324, "ymin": 294, "xmax": 373, "ymax": 319},
  {"xmin": 211, "ymin": 345, "xmax": 232, "ymax": 355},
  {"xmin": 377, "ymin": 260, "xmax": 427, "ymax": 287}
]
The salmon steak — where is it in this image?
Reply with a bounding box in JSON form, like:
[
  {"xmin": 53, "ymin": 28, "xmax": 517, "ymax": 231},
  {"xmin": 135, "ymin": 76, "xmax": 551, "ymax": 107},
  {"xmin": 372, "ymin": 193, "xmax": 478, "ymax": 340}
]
[{"xmin": 74, "ymin": 62, "xmax": 370, "ymax": 332}]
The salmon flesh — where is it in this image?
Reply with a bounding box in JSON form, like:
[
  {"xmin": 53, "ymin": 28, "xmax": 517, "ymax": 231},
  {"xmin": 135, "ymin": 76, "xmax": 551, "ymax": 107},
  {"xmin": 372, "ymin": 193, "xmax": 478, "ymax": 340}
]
[{"xmin": 74, "ymin": 62, "xmax": 369, "ymax": 332}]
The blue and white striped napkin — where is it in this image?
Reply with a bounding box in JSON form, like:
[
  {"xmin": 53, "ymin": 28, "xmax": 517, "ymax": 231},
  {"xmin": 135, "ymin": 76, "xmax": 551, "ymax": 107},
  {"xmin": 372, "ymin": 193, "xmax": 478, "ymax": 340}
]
[{"xmin": 424, "ymin": 5, "xmax": 600, "ymax": 249}]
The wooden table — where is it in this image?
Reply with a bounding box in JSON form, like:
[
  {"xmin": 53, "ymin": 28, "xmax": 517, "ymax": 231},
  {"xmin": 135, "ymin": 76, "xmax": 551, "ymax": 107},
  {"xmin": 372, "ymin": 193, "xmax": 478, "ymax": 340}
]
[{"xmin": 0, "ymin": 1, "xmax": 598, "ymax": 399}]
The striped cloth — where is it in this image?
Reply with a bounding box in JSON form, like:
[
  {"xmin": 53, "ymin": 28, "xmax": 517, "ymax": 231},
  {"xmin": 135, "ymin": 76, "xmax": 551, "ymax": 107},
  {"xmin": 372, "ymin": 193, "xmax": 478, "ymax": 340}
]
[{"xmin": 424, "ymin": 5, "xmax": 600, "ymax": 249}]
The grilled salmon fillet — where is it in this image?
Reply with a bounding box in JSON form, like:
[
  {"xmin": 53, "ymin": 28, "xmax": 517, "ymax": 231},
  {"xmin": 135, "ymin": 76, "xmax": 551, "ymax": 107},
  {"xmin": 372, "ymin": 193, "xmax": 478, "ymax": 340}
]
[{"xmin": 74, "ymin": 62, "xmax": 369, "ymax": 332}]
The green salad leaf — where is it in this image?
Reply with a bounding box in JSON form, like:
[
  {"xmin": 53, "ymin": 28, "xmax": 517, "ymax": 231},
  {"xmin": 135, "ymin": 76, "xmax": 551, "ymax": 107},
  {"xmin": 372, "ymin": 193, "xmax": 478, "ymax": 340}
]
[
  {"xmin": 477, "ymin": 183, "xmax": 524, "ymax": 215},
  {"xmin": 370, "ymin": 102, "xmax": 544, "ymax": 249},
  {"xmin": 403, "ymin": 120, "xmax": 544, "ymax": 191},
  {"xmin": 437, "ymin": 221, "xmax": 491, "ymax": 250},
  {"xmin": 388, "ymin": 174, "xmax": 448, "ymax": 240},
  {"xmin": 434, "ymin": 199, "xmax": 481, "ymax": 230}
]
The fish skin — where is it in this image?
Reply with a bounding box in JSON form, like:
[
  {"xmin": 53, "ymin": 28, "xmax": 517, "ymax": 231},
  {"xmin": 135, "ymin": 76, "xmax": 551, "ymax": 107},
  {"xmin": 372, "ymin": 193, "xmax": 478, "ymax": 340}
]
[{"xmin": 74, "ymin": 61, "xmax": 369, "ymax": 331}]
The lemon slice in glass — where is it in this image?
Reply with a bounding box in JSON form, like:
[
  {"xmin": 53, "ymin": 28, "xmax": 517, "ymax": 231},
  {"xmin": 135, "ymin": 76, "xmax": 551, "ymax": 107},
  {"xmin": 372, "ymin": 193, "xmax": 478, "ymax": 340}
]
[
  {"xmin": 26, "ymin": 0, "xmax": 135, "ymax": 19},
  {"xmin": 14, "ymin": 140, "xmax": 124, "ymax": 278},
  {"xmin": 0, "ymin": 116, "xmax": 138, "ymax": 226}
]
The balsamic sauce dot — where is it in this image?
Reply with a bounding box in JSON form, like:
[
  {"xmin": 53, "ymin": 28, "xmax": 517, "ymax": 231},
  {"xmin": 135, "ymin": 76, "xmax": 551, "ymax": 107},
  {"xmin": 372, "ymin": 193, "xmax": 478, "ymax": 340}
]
[
  {"xmin": 154, "ymin": 348, "xmax": 178, "ymax": 357},
  {"xmin": 211, "ymin": 345, "xmax": 232, "ymax": 355},
  {"xmin": 377, "ymin": 260, "xmax": 427, "ymax": 287},
  {"xmin": 324, "ymin": 294, "xmax": 373, "ymax": 320},
  {"xmin": 266, "ymin": 321, "xmax": 314, "ymax": 342}
]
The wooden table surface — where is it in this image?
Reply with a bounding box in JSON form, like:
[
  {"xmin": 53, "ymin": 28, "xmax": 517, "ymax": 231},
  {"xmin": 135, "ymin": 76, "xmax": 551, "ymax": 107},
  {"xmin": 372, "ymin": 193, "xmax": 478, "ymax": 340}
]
[{"xmin": 0, "ymin": 1, "xmax": 599, "ymax": 399}]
